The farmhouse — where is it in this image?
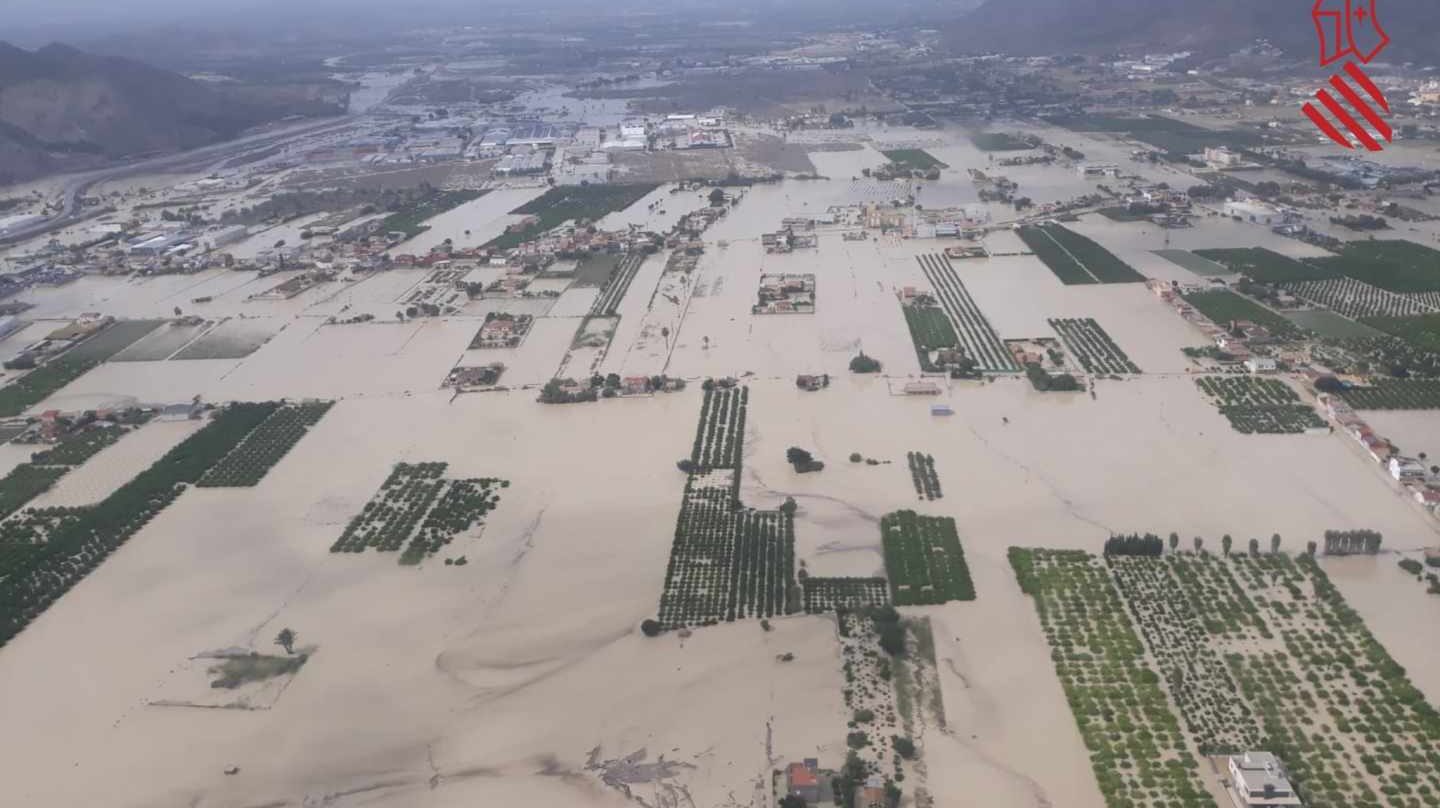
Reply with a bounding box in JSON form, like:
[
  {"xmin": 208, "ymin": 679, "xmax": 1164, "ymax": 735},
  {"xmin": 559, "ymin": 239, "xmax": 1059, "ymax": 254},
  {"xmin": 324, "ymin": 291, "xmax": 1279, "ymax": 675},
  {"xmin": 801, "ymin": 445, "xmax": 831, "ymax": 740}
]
[
  {"xmin": 785, "ymin": 760, "xmax": 822, "ymax": 804},
  {"xmin": 1227, "ymin": 752, "xmax": 1303, "ymax": 808},
  {"xmin": 1388, "ymin": 456, "xmax": 1427, "ymax": 482},
  {"xmin": 1244, "ymin": 357, "xmax": 1278, "ymax": 374}
]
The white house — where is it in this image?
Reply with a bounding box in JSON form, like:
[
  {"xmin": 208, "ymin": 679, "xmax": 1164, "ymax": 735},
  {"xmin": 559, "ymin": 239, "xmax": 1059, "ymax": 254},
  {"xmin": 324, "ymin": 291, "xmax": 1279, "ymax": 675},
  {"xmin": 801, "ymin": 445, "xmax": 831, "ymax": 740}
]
[
  {"xmin": 1228, "ymin": 752, "xmax": 1302, "ymax": 807},
  {"xmin": 1244, "ymin": 357, "xmax": 1278, "ymax": 374},
  {"xmin": 1224, "ymin": 199, "xmax": 1282, "ymax": 225},
  {"xmin": 1389, "ymin": 456, "xmax": 1427, "ymax": 482}
]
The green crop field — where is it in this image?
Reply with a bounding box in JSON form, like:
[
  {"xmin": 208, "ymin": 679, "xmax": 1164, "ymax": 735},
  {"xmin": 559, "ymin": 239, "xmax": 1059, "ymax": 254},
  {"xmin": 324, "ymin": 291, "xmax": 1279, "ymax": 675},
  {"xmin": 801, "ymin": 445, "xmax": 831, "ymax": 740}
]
[
  {"xmin": 968, "ymin": 132, "xmax": 1036, "ymax": 152},
  {"xmin": 882, "ymin": 148, "xmax": 948, "ymax": 169},
  {"xmin": 1194, "ymin": 247, "xmax": 1337, "ymax": 283},
  {"xmin": 1019, "ymin": 223, "xmax": 1145, "ymax": 285},
  {"xmin": 881, "ymin": 510, "xmax": 975, "ymax": 605},
  {"xmin": 1153, "ymin": 249, "xmax": 1233, "ymax": 277},
  {"xmin": 381, "ymin": 190, "xmax": 486, "ymax": 241},
  {"xmin": 1308, "ymin": 239, "xmax": 1440, "ymax": 292},
  {"xmin": 486, "ymin": 184, "xmax": 659, "ymax": 250},
  {"xmin": 1360, "ymin": 313, "xmax": 1440, "ymax": 353},
  {"xmin": 1181, "ymin": 290, "xmax": 1300, "ymax": 337}
]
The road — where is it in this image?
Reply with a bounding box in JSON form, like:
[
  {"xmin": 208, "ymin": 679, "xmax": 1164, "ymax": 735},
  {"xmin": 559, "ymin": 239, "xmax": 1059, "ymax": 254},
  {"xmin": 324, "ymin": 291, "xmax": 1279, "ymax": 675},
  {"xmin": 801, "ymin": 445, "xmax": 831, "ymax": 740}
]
[{"xmin": 0, "ymin": 116, "xmax": 355, "ymax": 247}]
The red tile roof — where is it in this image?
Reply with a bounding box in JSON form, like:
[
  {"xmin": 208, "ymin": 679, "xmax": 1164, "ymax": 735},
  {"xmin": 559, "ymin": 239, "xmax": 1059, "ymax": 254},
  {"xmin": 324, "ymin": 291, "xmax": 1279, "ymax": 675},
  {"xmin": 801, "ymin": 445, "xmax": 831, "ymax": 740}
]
[{"xmin": 787, "ymin": 763, "xmax": 818, "ymax": 788}]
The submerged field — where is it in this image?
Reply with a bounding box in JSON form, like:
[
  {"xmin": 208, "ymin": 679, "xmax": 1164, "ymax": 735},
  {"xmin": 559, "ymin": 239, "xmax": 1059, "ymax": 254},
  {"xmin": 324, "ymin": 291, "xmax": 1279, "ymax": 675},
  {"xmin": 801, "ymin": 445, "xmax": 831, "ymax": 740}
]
[{"xmin": 0, "ymin": 122, "xmax": 1438, "ymax": 808}]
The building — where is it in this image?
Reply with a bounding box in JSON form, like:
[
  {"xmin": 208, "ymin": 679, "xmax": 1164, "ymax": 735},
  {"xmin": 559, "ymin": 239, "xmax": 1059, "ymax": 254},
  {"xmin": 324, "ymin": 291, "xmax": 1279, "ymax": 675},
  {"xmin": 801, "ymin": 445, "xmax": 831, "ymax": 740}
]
[
  {"xmin": 1205, "ymin": 146, "xmax": 1244, "ymax": 169},
  {"xmin": 619, "ymin": 121, "xmax": 648, "ymax": 140},
  {"xmin": 1244, "ymin": 357, "xmax": 1278, "ymax": 374},
  {"xmin": 1224, "ymin": 199, "xmax": 1283, "ymax": 225},
  {"xmin": 1227, "ymin": 752, "xmax": 1303, "ymax": 807},
  {"xmin": 1389, "ymin": 456, "xmax": 1427, "ymax": 482},
  {"xmin": 1077, "ymin": 162, "xmax": 1120, "ymax": 178},
  {"xmin": 785, "ymin": 760, "xmax": 821, "ymax": 804},
  {"xmin": 0, "ymin": 315, "xmax": 25, "ymax": 341}
]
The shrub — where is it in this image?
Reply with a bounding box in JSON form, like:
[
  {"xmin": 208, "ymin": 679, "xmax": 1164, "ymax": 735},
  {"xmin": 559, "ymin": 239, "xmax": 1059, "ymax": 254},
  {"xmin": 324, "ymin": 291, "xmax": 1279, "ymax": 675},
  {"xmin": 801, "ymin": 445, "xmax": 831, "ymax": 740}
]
[
  {"xmin": 640, "ymin": 619, "xmax": 663, "ymax": 637},
  {"xmin": 893, "ymin": 736, "xmax": 917, "ymax": 759},
  {"xmin": 849, "ymin": 352, "xmax": 882, "ymax": 373}
]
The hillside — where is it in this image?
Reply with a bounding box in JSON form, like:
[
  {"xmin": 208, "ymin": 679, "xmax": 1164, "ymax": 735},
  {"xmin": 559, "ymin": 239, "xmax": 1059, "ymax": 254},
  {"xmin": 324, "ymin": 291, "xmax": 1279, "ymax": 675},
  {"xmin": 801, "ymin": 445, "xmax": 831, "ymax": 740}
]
[
  {"xmin": 949, "ymin": 0, "xmax": 1435, "ymax": 62},
  {"xmin": 0, "ymin": 42, "xmax": 346, "ymax": 186}
]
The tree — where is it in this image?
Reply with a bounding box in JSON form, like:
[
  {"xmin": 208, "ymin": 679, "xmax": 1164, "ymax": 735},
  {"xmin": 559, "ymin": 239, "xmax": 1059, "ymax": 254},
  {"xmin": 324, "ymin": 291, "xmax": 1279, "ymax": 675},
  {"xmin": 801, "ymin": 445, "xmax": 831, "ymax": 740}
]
[
  {"xmin": 1194, "ymin": 536, "xmax": 1204, "ymax": 554},
  {"xmin": 640, "ymin": 619, "xmax": 663, "ymax": 637},
  {"xmin": 780, "ymin": 797, "xmax": 807, "ymax": 808},
  {"xmin": 1249, "ymin": 538, "xmax": 1260, "ymax": 556},
  {"xmin": 1270, "ymin": 533, "xmax": 1281, "ymax": 555},
  {"xmin": 1168, "ymin": 532, "xmax": 1179, "ymax": 554},
  {"xmin": 275, "ymin": 628, "xmax": 297, "ymax": 655},
  {"xmin": 849, "ymin": 352, "xmax": 882, "ymax": 373},
  {"xmin": 677, "ymin": 459, "xmax": 698, "ymax": 474},
  {"xmin": 893, "ymin": 736, "xmax": 917, "ymax": 759},
  {"xmin": 1306, "ymin": 540, "xmax": 1317, "ymax": 557},
  {"xmin": 1221, "ymin": 534, "xmax": 1233, "ymax": 557},
  {"xmin": 173, "ymin": 307, "xmax": 182, "ymax": 317},
  {"xmin": 779, "ymin": 497, "xmax": 798, "ymax": 517},
  {"xmin": 708, "ymin": 188, "xmax": 727, "ymax": 207}
]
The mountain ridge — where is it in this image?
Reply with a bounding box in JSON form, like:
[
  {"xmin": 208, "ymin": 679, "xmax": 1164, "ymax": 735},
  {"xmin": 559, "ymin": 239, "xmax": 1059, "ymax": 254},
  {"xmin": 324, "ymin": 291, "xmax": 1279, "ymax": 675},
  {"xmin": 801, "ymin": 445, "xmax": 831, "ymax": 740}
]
[{"xmin": 0, "ymin": 41, "xmax": 346, "ymax": 186}]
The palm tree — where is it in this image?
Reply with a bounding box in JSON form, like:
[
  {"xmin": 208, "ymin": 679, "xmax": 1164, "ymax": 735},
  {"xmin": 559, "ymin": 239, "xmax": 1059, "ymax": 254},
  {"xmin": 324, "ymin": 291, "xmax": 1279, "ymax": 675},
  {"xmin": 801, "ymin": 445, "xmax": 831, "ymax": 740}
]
[
  {"xmin": 1221, "ymin": 534, "xmax": 1233, "ymax": 557},
  {"xmin": 1249, "ymin": 538, "xmax": 1260, "ymax": 556},
  {"xmin": 1193, "ymin": 536, "xmax": 1203, "ymax": 554},
  {"xmin": 1270, "ymin": 533, "xmax": 1281, "ymax": 555},
  {"xmin": 1168, "ymin": 532, "xmax": 1179, "ymax": 554}
]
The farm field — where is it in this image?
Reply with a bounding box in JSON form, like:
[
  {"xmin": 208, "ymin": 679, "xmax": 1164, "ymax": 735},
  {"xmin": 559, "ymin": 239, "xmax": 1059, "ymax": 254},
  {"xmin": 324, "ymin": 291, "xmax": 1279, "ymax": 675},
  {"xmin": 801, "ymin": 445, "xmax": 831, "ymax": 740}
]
[
  {"xmin": 800, "ymin": 577, "xmax": 889, "ymax": 613},
  {"xmin": 1152, "ymin": 249, "xmax": 1233, "ymax": 277},
  {"xmin": 969, "ymin": 132, "xmax": 1037, "ymax": 151},
  {"xmin": 916, "ymin": 253, "xmax": 1016, "ymax": 371},
  {"xmin": 1109, "ymin": 551, "xmax": 1440, "ymax": 808},
  {"xmin": 1308, "ymin": 240, "xmax": 1440, "ymax": 293},
  {"xmin": 485, "ymin": 184, "xmax": 660, "ymax": 250},
  {"xmin": 329, "ymin": 461, "xmax": 507, "ymax": 564},
  {"xmin": 1019, "ymin": 223, "xmax": 1146, "ymax": 285},
  {"xmin": 591, "ymin": 253, "xmax": 647, "ymax": 316},
  {"xmin": 658, "ymin": 386, "xmax": 800, "ymax": 628},
  {"xmin": 1194, "ymin": 376, "xmax": 1326, "ymax": 434},
  {"xmin": 1194, "ymin": 247, "xmax": 1336, "ymax": 283},
  {"xmin": 901, "ymin": 303, "xmax": 959, "ymax": 371},
  {"xmin": 1284, "ymin": 277, "xmax": 1434, "ymax": 319},
  {"xmin": 171, "ymin": 317, "xmax": 282, "ymax": 360},
  {"xmin": 198, "ymin": 401, "xmax": 334, "ymax": 487},
  {"xmin": 880, "ymin": 510, "xmax": 974, "ymax": 605},
  {"xmin": 1283, "ymin": 309, "xmax": 1387, "ymax": 339},
  {"xmin": 1008, "ymin": 548, "xmax": 1213, "ymax": 808},
  {"xmin": 906, "ymin": 451, "xmax": 941, "ymax": 500},
  {"xmin": 110, "ymin": 321, "xmax": 214, "ymax": 362},
  {"xmin": 0, "ymin": 319, "xmax": 165, "ymax": 417},
  {"xmin": 0, "ymin": 402, "xmax": 277, "ymax": 647},
  {"xmin": 1048, "ymin": 317, "xmax": 1140, "ymax": 374},
  {"xmin": 381, "ymin": 190, "xmax": 487, "ymax": 241},
  {"xmin": 1339, "ymin": 379, "xmax": 1440, "ymax": 410},
  {"xmin": 1181, "ymin": 289, "xmax": 1300, "ymax": 337},
  {"xmin": 1360, "ymin": 313, "xmax": 1440, "ymax": 353},
  {"xmin": 8, "ymin": 120, "xmax": 1440, "ymax": 808},
  {"xmin": 882, "ymin": 147, "xmax": 949, "ymax": 169}
]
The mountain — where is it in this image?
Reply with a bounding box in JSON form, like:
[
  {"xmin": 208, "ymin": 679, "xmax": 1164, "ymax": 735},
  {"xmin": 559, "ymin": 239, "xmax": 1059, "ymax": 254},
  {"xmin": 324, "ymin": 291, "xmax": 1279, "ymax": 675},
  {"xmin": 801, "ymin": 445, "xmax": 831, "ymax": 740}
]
[
  {"xmin": 949, "ymin": 0, "xmax": 1436, "ymax": 62},
  {"xmin": 0, "ymin": 41, "xmax": 346, "ymax": 186}
]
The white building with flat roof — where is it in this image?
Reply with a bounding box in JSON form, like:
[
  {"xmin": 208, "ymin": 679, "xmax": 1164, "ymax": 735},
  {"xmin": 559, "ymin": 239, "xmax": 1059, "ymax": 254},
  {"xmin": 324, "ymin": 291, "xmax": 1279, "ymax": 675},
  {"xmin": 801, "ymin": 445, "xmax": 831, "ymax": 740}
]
[{"xmin": 1228, "ymin": 752, "xmax": 1302, "ymax": 808}]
